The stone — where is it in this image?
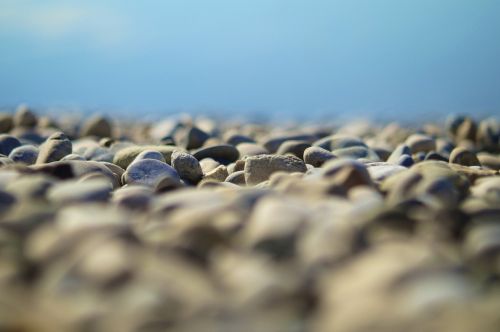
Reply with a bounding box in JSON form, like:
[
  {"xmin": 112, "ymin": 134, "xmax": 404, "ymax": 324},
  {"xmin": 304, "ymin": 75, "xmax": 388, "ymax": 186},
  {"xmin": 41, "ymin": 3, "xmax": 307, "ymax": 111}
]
[
  {"xmin": 192, "ymin": 144, "xmax": 239, "ymax": 164},
  {"xmin": 4, "ymin": 174, "xmax": 54, "ymax": 200},
  {"xmin": 61, "ymin": 153, "xmax": 86, "ymax": 161},
  {"xmin": 199, "ymin": 158, "xmax": 220, "ymax": 174},
  {"xmin": 224, "ymin": 133, "xmax": 255, "ymax": 146},
  {"xmin": 36, "ymin": 132, "xmax": 72, "ymax": 164},
  {"xmin": 477, "ymin": 153, "xmax": 500, "ymax": 171},
  {"xmin": 449, "ymin": 147, "xmax": 481, "ymax": 167},
  {"xmin": 322, "ymin": 159, "xmax": 373, "ymax": 190},
  {"xmin": 225, "ymin": 170, "xmax": 246, "ymax": 185},
  {"xmin": 477, "ymin": 118, "xmax": 499, "ymax": 152},
  {"xmin": 133, "ymin": 149, "xmax": 166, "ymax": 163},
  {"xmin": 200, "ymin": 165, "xmax": 229, "ymax": 184},
  {"xmin": 47, "ymin": 178, "xmax": 113, "ymax": 205},
  {"xmin": 123, "ymin": 158, "xmax": 181, "ymax": 191},
  {"xmin": 171, "ymin": 150, "xmax": 203, "ymax": 184},
  {"xmin": 425, "ymin": 151, "xmax": 448, "ymax": 162},
  {"xmin": 0, "ymin": 113, "xmax": 13, "ymax": 133},
  {"xmin": 174, "ymin": 126, "xmax": 210, "ymax": 149},
  {"xmin": 13, "ymin": 104, "xmax": 38, "ymax": 128},
  {"xmin": 367, "ymin": 164, "xmax": 407, "ymax": 182},
  {"xmin": 331, "ymin": 146, "xmax": 380, "ymax": 161},
  {"xmin": 262, "ymin": 134, "xmax": 317, "ymax": 153},
  {"xmin": 397, "ymin": 155, "xmax": 414, "ymax": 167},
  {"xmin": 0, "ymin": 134, "xmax": 21, "ymax": 155},
  {"xmin": 303, "ymin": 146, "xmax": 335, "ymax": 167},
  {"xmin": 80, "ymin": 115, "xmax": 113, "ymax": 138},
  {"xmin": 245, "ymin": 154, "xmax": 307, "ymax": 186},
  {"xmin": 405, "ymin": 134, "xmax": 436, "ymax": 154},
  {"xmin": 313, "ymin": 134, "xmax": 366, "ymax": 151},
  {"xmin": 276, "ymin": 140, "xmax": 311, "ymax": 159},
  {"xmin": 112, "ymin": 185, "xmax": 154, "ymax": 210},
  {"xmin": 8, "ymin": 145, "xmax": 38, "ymax": 165},
  {"xmin": 112, "ymin": 145, "xmax": 179, "ymax": 169},
  {"xmin": 236, "ymin": 143, "xmax": 268, "ymax": 157},
  {"xmin": 386, "ymin": 144, "xmax": 411, "ymax": 164}
]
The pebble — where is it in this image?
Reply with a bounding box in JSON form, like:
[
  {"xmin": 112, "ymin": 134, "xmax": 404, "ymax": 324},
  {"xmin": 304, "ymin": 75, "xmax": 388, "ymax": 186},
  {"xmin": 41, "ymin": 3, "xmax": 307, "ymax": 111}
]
[
  {"xmin": 225, "ymin": 170, "xmax": 246, "ymax": 185},
  {"xmin": 387, "ymin": 144, "xmax": 411, "ymax": 164},
  {"xmin": 200, "ymin": 165, "xmax": 229, "ymax": 184},
  {"xmin": 112, "ymin": 145, "xmax": 179, "ymax": 169},
  {"xmin": 245, "ymin": 154, "xmax": 307, "ymax": 186},
  {"xmin": 13, "ymin": 104, "xmax": 38, "ymax": 128},
  {"xmin": 449, "ymin": 147, "xmax": 481, "ymax": 166},
  {"xmin": 0, "ymin": 134, "xmax": 21, "ymax": 155},
  {"xmin": 236, "ymin": 143, "xmax": 268, "ymax": 157},
  {"xmin": 123, "ymin": 158, "xmax": 181, "ymax": 191},
  {"xmin": 303, "ymin": 146, "xmax": 335, "ymax": 167},
  {"xmin": 192, "ymin": 144, "xmax": 239, "ymax": 164},
  {"xmin": 263, "ymin": 134, "xmax": 317, "ymax": 153},
  {"xmin": 47, "ymin": 178, "xmax": 113, "ymax": 205},
  {"xmin": 8, "ymin": 145, "xmax": 39, "ymax": 165},
  {"xmin": 276, "ymin": 140, "xmax": 311, "ymax": 159},
  {"xmin": 0, "ymin": 113, "xmax": 13, "ymax": 133},
  {"xmin": 80, "ymin": 115, "xmax": 113, "ymax": 138},
  {"xmin": 36, "ymin": 132, "xmax": 72, "ymax": 164},
  {"xmin": 171, "ymin": 150, "xmax": 203, "ymax": 184},
  {"xmin": 174, "ymin": 126, "xmax": 210, "ymax": 149},
  {"xmin": 313, "ymin": 134, "xmax": 367, "ymax": 151},
  {"xmin": 405, "ymin": 134, "xmax": 436, "ymax": 154},
  {"xmin": 332, "ymin": 146, "xmax": 380, "ymax": 161}
]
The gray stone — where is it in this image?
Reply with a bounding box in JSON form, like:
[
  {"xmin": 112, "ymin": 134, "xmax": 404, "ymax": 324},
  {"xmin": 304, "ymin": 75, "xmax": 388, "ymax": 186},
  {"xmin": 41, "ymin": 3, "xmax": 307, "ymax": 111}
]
[
  {"xmin": 80, "ymin": 115, "xmax": 113, "ymax": 138},
  {"xmin": 0, "ymin": 113, "xmax": 13, "ymax": 133},
  {"xmin": 225, "ymin": 170, "xmax": 246, "ymax": 185},
  {"xmin": 387, "ymin": 144, "xmax": 411, "ymax": 164},
  {"xmin": 47, "ymin": 178, "xmax": 113, "ymax": 205},
  {"xmin": 123, "ymin": 159, "xmax": 181, "ymax": 191},
  {"xmin": 303, "ymin": 146, "xmax": 335, "ymax": 167},
  {"xmin": 133, "ymin": 149, "xmax": 166, "ymax": 163},
  {"xmin": 174, "ymin": 126, "xmax": 210, "ymax": 149},
  {"xmin": 112, "ymin": 145, "xmax": 179, "ymax": 169},
  {"xmin": 13, "ymin": 104, "xmax": 38, "ymax": 128},
  {"xmin": 276, "ymin": 140, "xmax": 311, "ymax": 159},
  {"xmin": 0, "ymin": 134, "xmax": 21, "ymax": 155},
  {"xmin": 313, "ymin": 134, "xmax": 366, "ymax": 151},
  {"xmin": 332, "ymin": 146, "xmax": 380, "ymax": 161},
  {"xmin": 449, "ymin": 147, "xmax": 481, "ymax": 167},
  {"xmin": 405, "ymin": 134, "xmax": 436, "ymax": 154},
  {"xmin": 192, "ymin": 144, "xmax": 239, "ymax": 164},
  {"xmin": 236, "ymin": 143, "xmax": 268, "ymax": 157},
  {"xmin": 8, "ymin": 145, "xmax": 38, "ymax": 165},
  {"xmin": 245, "ymin": 154, "xmax": 307, "ymax": 186},
  {"xmin": 36, "ymin": 132, "xmax": 72, "ymax": 164},
  {"xmin": 263, "ymin": 134, "xmax": 317, "ymax": 153},
  {"xmin": 171, "ymin": 150, "xmax": 203, "ymax": 184}
]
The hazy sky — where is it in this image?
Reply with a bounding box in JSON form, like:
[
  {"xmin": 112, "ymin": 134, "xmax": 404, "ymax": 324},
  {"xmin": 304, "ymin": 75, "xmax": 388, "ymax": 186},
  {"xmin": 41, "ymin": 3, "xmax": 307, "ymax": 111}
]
[{"xmin": 0, "ymin": 0, "xmax": 499, "ymax": 119}]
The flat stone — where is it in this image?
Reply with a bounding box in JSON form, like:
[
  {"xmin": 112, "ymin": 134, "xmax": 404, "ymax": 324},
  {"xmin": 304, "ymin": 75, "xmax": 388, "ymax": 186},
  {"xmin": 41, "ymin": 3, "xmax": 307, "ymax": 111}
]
[
  {"xmin": 367, "ymin": 164, "xmax": 407, "ymax": 182},
  {"xmin": 36, "ymin": 132, "xmax": 72, "ymax": 164},
  {"xmin": 0, "ymin": 134, "xmax": 21, "ymax": 156},
  {"xmin": 236, "ymin": 143, "xmax": 268, "ymax": 157},
  {"xmin": 112, "ymin": 185, "xmax": 154, "ymax": 210},
  {"xmin": 123, "ymin": 158, "xmax": 181, "ymax": 191},
  {"xmin": 200, "ymin": 165, "xmax": 229, "ymax": 184},
  {"xmin": 245, "ymin": 154, "xmax": 307, "ymax": 186},
  {"xmin": 192, "ymin": 144, "xmax": 239, "ymax": 164},
  {"xmin": 224, "ymin": 133, "xmax": 255, "ymax": 146},
  {"xmin": 171, "ymin": 150, "xmax": 203, "ymax": 184},
  {"xmin": 449, "ymin": 147, "xmax": 481, "ymax": 167},
  {"xmin": 112, "ymin": 145, "xmax": 179, "ymax": 169},
  {"xmin": 303, "ymin": 146, "xmax": 335, "ymax": 167}
]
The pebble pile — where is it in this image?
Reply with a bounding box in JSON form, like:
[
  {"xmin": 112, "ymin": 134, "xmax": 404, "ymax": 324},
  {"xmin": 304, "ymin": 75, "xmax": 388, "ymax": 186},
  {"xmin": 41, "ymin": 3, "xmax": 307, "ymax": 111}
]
[{"xmin": 0, "ymin": 106, "xmax": 500, "ymax": 331}]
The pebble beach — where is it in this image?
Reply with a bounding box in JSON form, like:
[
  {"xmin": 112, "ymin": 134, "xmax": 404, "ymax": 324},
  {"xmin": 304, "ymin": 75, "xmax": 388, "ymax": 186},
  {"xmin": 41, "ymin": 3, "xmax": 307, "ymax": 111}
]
[{"xmin": 0, "ymin": 105, "xmax": 500, "ymax": 331}]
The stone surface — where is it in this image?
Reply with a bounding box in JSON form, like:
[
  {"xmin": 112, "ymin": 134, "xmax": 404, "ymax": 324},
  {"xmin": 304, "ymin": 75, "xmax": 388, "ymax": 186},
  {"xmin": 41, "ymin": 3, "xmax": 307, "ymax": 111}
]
[
  {"xmin": 80, "ymin": 115, "xmax": 113, "ymax": 138},
  {"xmin": 449, "ymin": 147, "xmax": 481, "ymax": 166},
  {"xmin": 8, "ymin": 145, "xmax": 39, "ymax": 165},
  {"xmin": 0, "ymin": 134, "xmax": 21, "ymax": 156},
  {"xmin": 245, "ymin": 154, "xmax": 307, "ymax": 186},
  {"xmin": 192, "ymin": 144, "xmax": 239, "ymax": 164},
  {"xmin": 303, "ymin": 146, "xmax": 335, "ymax": 167},
  {"xmin": 123, "ymin": 158, "xmax": 181, "ymax": 190},
  {"xmin": 36, "ymin": 132, "xmax": 72, "ymax": 164},
  {"xmin": 405, "ymin": 134, "xmax": 436, "ymax": 154},
  {"xmin": 112, "ymin": 145, "xmax": 179, "ymax": 169},
  {"xmin": 171, "ymin": 150, "xmax": 203, "ymax": 184}
]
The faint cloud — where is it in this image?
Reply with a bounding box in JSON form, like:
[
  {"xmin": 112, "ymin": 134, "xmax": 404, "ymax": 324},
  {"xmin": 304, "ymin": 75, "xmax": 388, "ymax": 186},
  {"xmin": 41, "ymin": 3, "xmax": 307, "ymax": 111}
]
[{"xmin": 0, "ymin": 1, "xmax": 131, "ymax": 51}]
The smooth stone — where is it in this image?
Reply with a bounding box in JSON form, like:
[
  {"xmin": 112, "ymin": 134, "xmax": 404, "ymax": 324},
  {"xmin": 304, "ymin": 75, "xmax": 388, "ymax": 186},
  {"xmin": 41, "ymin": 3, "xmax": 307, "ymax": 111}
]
[
  {"xmin": 477, "ymin": 118, "xmax": 499, "ymax": 152},
  {"xmin": 373, "ymin": 147, "xmax": 391, "ymax": 161},
  {"xmin": 99, "ymin": 162, "xmax": 125, "ymax": 185},
  {"xmin": 8, "ymin": 145, "xmax": 38, "ymax": 165},
  {"xmin": 225, "ymin": 170, "xmax": 246, "ymax": 185},
  {"xmin": 112, "ymin": 145, "xmax": 179, "ymax": 169},
  {"xmin": 0, "ymin": 189, "xmax": 16, "ymax": 213},
  {"xmin": 398, "ymin": 154, "xmax": 414, "ymax": 167},
  {"xmin": 36, "ymin": 132, "xmax": 72, "ymax": 164},
  {"xmin": 174, "ymin": 126, "xmax": 210, "ymax": 150},
  {"xmin": 303, "ymin": 146, "xmax": 335, "ymax": 167},
  {"xmin": 0, "ymin": 134, "xmax": 21, "ymax": 155},
  {"xmin": 322, "ymin": 159, "xmax": 373, "ymax": 190},
  {"xmin": 224, "ymin": 133, "xmax": 255, "ymax": 146},
  {"xmin": 199, "ymin": 157, "xmax": 220, "ymax": 174},
  {"xmin": 0, "ymin": 113, "xmax": 13, "ymax": 133},
  {"xmin": 313, "ymin": 134, "xmax": 367, "ymax": 151},
  {"xmin": 449, "ymin": 147, "xmax": 481, "ymax": 166},
  {"xmin": 411, "ymin": 161, "xmax": 469, "ymax": 195},
  {"xmin": 171, "ymin": 150, "xmax": 203, "ymax": 184},
  {"xmin": 199, "ymin": 165, "xmax": 229, "ymax": 185},
  {"xmin": 82, "ymin": 146, "xmax": 113, "ymax": 162},
  {"xmin": 367, "ymin": 164, "xmax": 407, "ymax": 182},
  {"xmin": 133, "ymin": 149, "xmax": 166, "ymax": 163},
  {"xmin": 456, "ymin": 117, "xmax": 477, "ymax": 142},
  {"xmin": 112, "ymin": 185, "xmax": 154, "ymax": 210},
  {"xmin": 99, "ymin": 137, "xmax": 115, "ymax": 147},
  {"xmin": 331, "ymin": 146, "xmax": 380, "ymax": 161},
  {"xmin": 30, "ymin": 160, "xmax": 120, "ymax": 188},
  {"xmin": 236, "ymin": 143, "xmax": 268, "ymax": 157},
  {"xmin": 123, "ymin": 159, "xmax": 181, "ymax": 190},
  {"xmin": 470, "ymin": 177, "xmax": 500, "ymax": 205},
  {"xmin": 448, "ymin": 163, "xmax": 497, "ymax": 183},
  {"xmin": 0, "ymin": 156, "xmax": 13, "ymax": 166},
  {"xmin": 262, "ymin": 134, "xmax": 317, "ymax": 153},
  {"xmin": 5, "ymin": 174, "xmax": 54, "ymax": 200},
  {"xmin": 47, "ymin": 178, "xmax": 113, "ymax": 204},
  {"xmin": 192, "ymin": 144, "xmax": 239, "ymax": 164},
  {"xmin": 61, "ymin": 153, "xmax": 86, "ymax": 161},
  {"xmin": 13, "ymin": 105, "xmax": 38, "ymax": 128},
  {"xmin": 245, "ymin": 154, "xmax": 307, "ymax": 186},
  {"xmin": 445, "ymin": 114, "xmax": 466, "ymax": 136},
  {"xmin": 425, "ymin": 151, "xmax": 448, "ymax": 162},
  {"xmin": 276, "ymin": 140, "xmax": 311, "ymax": 159},
  {"xmin": 405, "ymin": 134, "xmax": 436, "ymax": 154},
  {"xmin": 477, "ymin": 153, "xmax": 500, "ymax": 171},
  {"xmin": 159, "ymin": 135, "xmax": 176, "ymax": 145},
  {"xmin": 80, "ymin": 115, "xmax": 113, "ymax": 138},
  {"xmin": 387, "ymin": 144, "xmax": 411, "ymax": 164},
  {"xmin": 435, "ymin": 138, "xmax": 455, "ymax": 157}
]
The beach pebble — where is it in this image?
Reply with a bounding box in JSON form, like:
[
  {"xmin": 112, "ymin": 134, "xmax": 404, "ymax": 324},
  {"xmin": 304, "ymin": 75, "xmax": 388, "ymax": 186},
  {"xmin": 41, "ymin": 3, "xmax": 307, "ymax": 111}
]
[
  {"xmin": 322, "ymin": 159, "xmax": 373, "ymax": 189},
  {"xmin": 36, "ymin": 132, "xmax": 72, "ymax": 164},
  {"xmin": 405, "ymin": 134, "xmax": 436, "ymax": 154},
  {"xmin": 0, "ymin": 134, "xmax": 21, "ymax": 155},
  {"xmin": 47, "ymin": 178, "xmax": 113, "ymax": 205},
  {"xmin": 263, "ymin": 134, "xmax": 316, "ymax": 153},
  {"xmin": 171, "ymin": 150, "xmax": 203, "ymax": 184},
  {"xmin": 276, "ymin": 140, "xmax": 311, "ymax": 159},
  {"xmin": 397, "ymin": 154, "xmax": 414, "ymax": 167},
  {"xmin": 133, "ymin": 149, "xmax": 166, "ymax": 163},
  {"xmin": 236, "ymin": 143, "xmax": 268, "ymax": 157},
  {"xmin": 0, "ymin": 113, "xmax": 13, "ymax": 133},
  {"xmin": 224, "ymin": 133, "xmax": 255, "ymax": 146},
  {"xmin": 123, "ymin": 158, "xmax": 181, "ymax": 191},
  {"xmin": 245, "ymin": 154, "xmax": 307, "ymax": 186},
  {"xmin": 175, "ymin": 126, "xmax": 210, "ymax": 149},
  {"xmin": 80, "ymin": 115, "xmax": 113, "ymax": 138},
  {"xmin": 200, "ymin": 165, "xmax": 229, "ymax": 184},
  {"xmin": 303, "ymin": 146, "xmax": 335, "ymax": 167},
  {"xmin": 332, "ymin": 146, "xmax": 380, "ymax": 161},
  {"xmin": 387, "ymin": 144, "xmax": 411, "ymax": 164},
  {"xmin": 477, "ymin": 153, "xmax": 500, "ymax": 171},
  {"xmin": 8, "ymin": 145, "xmax": 38, "ymax": 165},
  {"xmin": 112, "ymin": 185, "xmax": 153, "ymax": 210},
  {"xmin": 449, "ymin": 147, "xmax": 481, "ymax": 166},
  {"xmin": 313, "ymin": 134, "xmax": 366, "ymax": 151},
  {"xmin": 112, "ymin": 145, "xmax": 178, "ymax": 169},
  {"xmin": 225, "ymin": 170, "xmax": 246, "ymax": 185},
  {"xmin": 13, "ymin": 104, "xmax": 38, "ymax": 128},
  {"xmin": 192, "ymin": 144, "xmax": 239, "ymax": 164}
]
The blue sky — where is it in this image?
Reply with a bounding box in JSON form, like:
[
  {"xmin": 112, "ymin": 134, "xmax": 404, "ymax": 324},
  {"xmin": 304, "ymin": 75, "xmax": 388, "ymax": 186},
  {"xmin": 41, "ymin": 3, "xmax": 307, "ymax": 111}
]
[{"xmin": 0, "ymin": 0, "xmax": 499, "ymax": 119}]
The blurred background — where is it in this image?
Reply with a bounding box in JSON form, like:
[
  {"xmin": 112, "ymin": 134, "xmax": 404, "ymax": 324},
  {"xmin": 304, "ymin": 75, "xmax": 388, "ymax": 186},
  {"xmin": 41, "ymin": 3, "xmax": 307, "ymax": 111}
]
[{"xmin": 0, "ymin": 0, "xmax": 499, "ymax": 121}]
